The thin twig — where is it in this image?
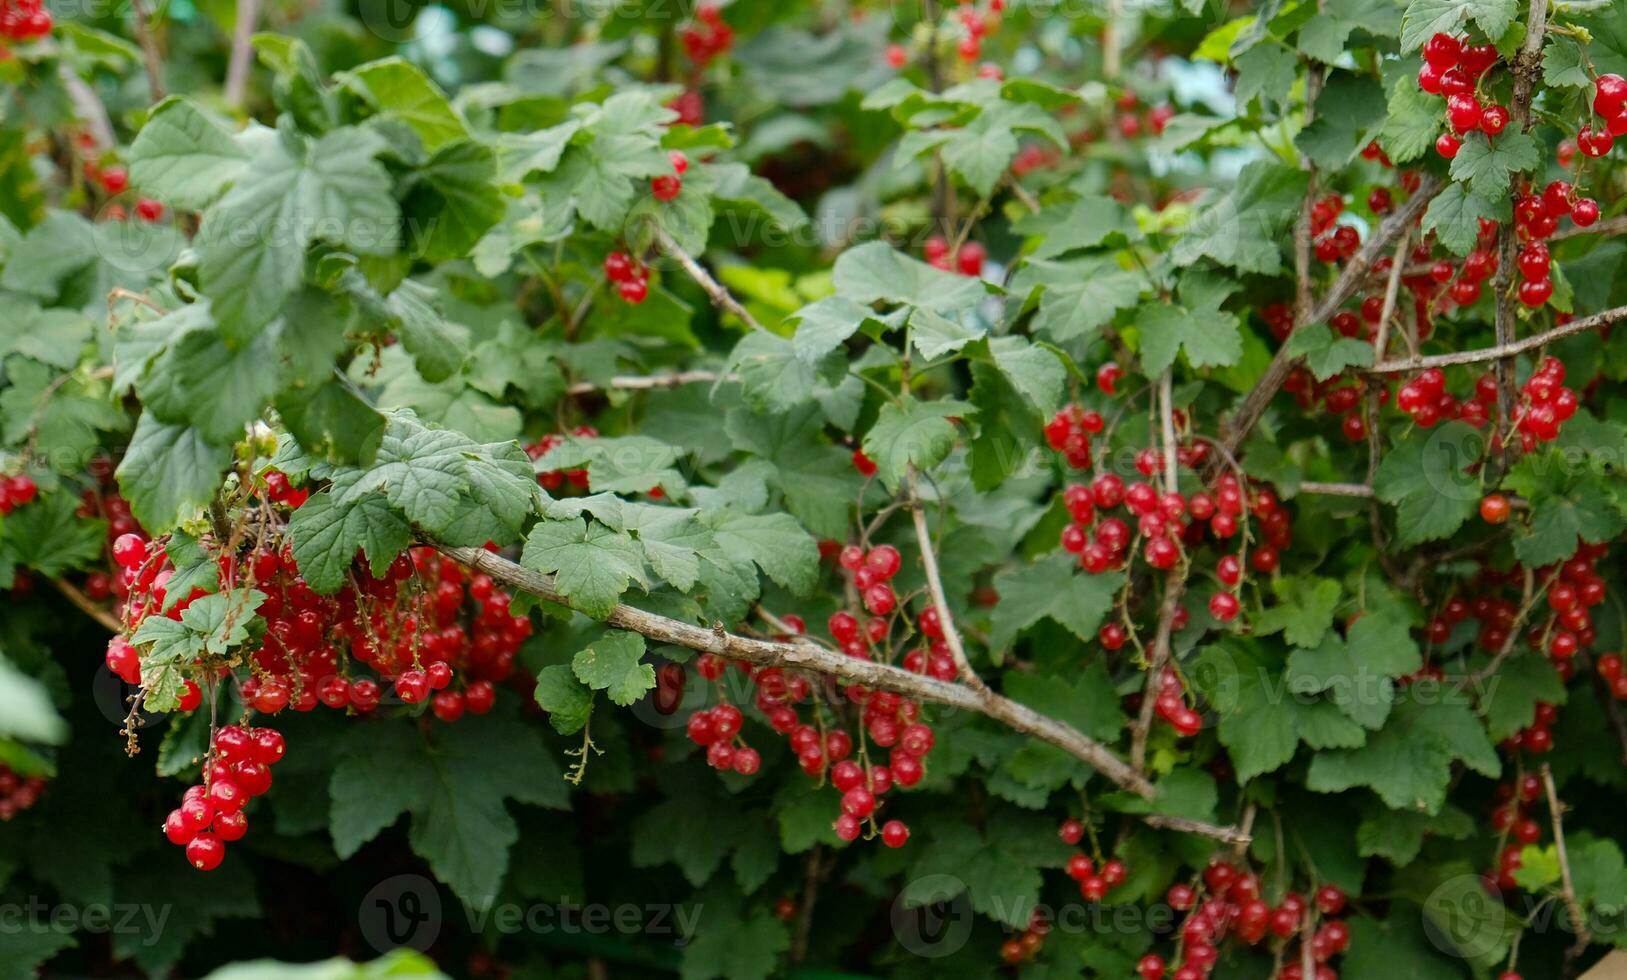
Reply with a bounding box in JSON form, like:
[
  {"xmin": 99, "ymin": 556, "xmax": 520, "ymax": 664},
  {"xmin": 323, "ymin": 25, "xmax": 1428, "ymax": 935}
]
[
  {"xmin": 1550, "ymin": 212, "xmax": 1627, "ymax": 242},
  {"xmin": 52, "ymin": 578, "xmax": 122, "ymax": 633},
  {"xmin": 1141, "ymin": 813, "xmax": 1252, "ymax": 845},
  {"xmin": 905, "ymin": 466, "xmax": 991, "ymax": 695},
  {"xmin": 1130, "ymin": 569, "xmax": 1185, "ymax": 772},
  {"xmin": 223, "ymin": 0, "xmax": 262, "ymax": 109},
  {"xmin": 59, "ymin": 68, "xmax": 116, "ymax": 148},
  {"xmin": 438, "ymin": 544, "xmax": 1158, "ymax": 798},
  {"xmin": 1540, "ymin": 763, "xmax": 1592, "ymax": 957},
  {"xmin": 1297, "ymin": 481, "xmax": 1374, "ymax": 498},
  {"xmin": 128, "ymin": 0, "xmax": 165, "ymax": 103},
  {"xmin": 1367, "ymin": 302, "xmax": 1627, "ymax": 373},
  {"xmin": 652, "ymin": 226, "xmax": 766, "ymax": 332},
  {"xmin": 564, "ymin": 370, "xmax": 729, "ymax": 396},
  {"xmin": 1158, "ymin": 371, "xmax": 1178, "ymax": 493}
]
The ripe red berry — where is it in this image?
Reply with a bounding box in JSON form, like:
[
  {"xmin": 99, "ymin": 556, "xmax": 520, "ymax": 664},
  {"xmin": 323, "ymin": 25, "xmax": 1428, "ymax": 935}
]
[
  {"xmin": 651, "ymin": 174, "xmax": 682, "ymax": 200},
  {"xmin": 956, "ymin": 241, "xmax": 986, "ymax": 277},
  {"xmin": 1208, "ymin": 591, "xmax": 1240, "ymax": 623},
  {"xmin": 112, "ymin": 532, "xmax": 148, "ymax": 569},
  {"xmin": 395, "ymin": 669, "xmax": 430, "ymax": 704},
  {"xmin": 881, "ymin": 819, "xmax": 910, "ymax": 847},
  {"xmin": 186, "ymin": 833, "xmax": 226, "ymax": 870},
  {"xmin": 99, "ymin": 166, "xmax": 129, "ymax": 194},
  {"xmin": 1480, "ymin": 494, "xmax": 1511, "ymax": 525},
  {"xmin": 135, "ymin": 197, "xmax": 164, "ymax": 222},
  {"xmin": 1479, "ymin": 104, "xmax": 1509, "ymax": 135},
  {"xmin": 1435, "ymin": 133, "xmax": 1462, "ymax": 159},
  {"xmin": 885, "ymin": 44, "xmax": 907, "ymax": 69},
  {"xmin": 618, "ymin": 278, "xmax": 648, "ymax": 304}
]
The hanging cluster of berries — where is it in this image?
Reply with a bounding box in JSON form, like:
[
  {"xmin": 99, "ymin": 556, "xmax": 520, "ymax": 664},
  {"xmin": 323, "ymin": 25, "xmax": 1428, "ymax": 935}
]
[
  {"xmin": 1578, "ymin": 73, "xmax": 1627, "ymax": 157},
  {"xmin": 0, "ymin": 472, "xmax": 37, "ymax": 514},
  {"xmin": 837, "ymin": 542, "xmax": 904, "ymax": 620},
  {"xmin": 1415, "ymin": 33, "xmax": 1505, "ymax": 159},
  {"xmin": 524, "ymin": 427, "xmax": 596, "ymax": 491},
  {"xmin": 951, "ymin": 0, "xmax": 1003, "ymax": 63},
  {"xmin": 162, "ymin": 726, "xmax": 286, "ymax": 871},
  {"xmin": 996, "ymin": 908, "xmax": 1054, "ymax": 965},
  {"xmin": 0, "ymin": 0, "xmax": 51, "ymax": 42},
  {"xmin": 1310, "ymin": 194, "xmax": 1361, "ymax": 264},
  {"xmin": 1113, "ymin": 92, "xmax": 1178, "ymax": 139},
  {"xmin": 1136, "ymin": 860, "xmax": 1352, "ymax": 980},
  {"xmin": 681, "ymin": 611, "xmax": 935, "ymax": 849},
  {"xmin": 679, "ymin": 4, "xmax": 732, "ymax": 65},
  {"xmin": 261, "ymin": 470, "xmax": 310, "ymax": 509},
  {"xmin": 666, "ymin": 89, "xmax": 704, "ymax": 126},
  {"xmin": 1489, "ymin": 769, "xmax": 1552, "ymax": 857},
  {"xmin": 1058, "ymin": 817, "xmax": 1130, "ymax": 901},
  {"xmin": 0, "ymin": 765, "xmax": 46, "ymax": 821},
  {"xmin": 603, "ymin": 251, "xmax": 652, "ymax": 304},
  {"xmin": 1510, "ymin": 355, "xmax": 1578, "ymax": 446},
  {"xmin": 922, "ymin": 234, "xmax": 985, "ymax": 277},
  {"xmin": 651, "ymin": 150, "xmax": 688, "ymax": 202},
  {"xmin": 1043, "ymin": 404, "xmax": 1103, "ymax": 469}
]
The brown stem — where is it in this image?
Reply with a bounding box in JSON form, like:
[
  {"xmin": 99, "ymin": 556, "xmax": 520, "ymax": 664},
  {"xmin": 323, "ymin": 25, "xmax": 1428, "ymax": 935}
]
[
  {"xmin": 1297, "ymin": 481, "xmax": 1374, "ymax": 498},
  {"xmin": 905, "ymin": 467, "xmax": 991, "ymax": 695},
  {"xmin": 1141, "ymin": 813, "xmax": 1252, "ymax": 845},
  {"xmin": 1550, "ymin": 212, "xmax": 1627, "ymax": 242},
  {"xmin": 789, "ymin": 847, "xmax": 824, "ymax": 964},
  {"xmin": 653, "ymin": 227, "xmax": 766, "ymax": 332},
  {"xmin": 1368, "ymin": 301, "xmax": 1627, "ymax": 373},
  {"xmin": 1541, "ymin": 763, "xmax": 1593, "ymax": 957},
  {"xmin": 223, "ymin": 0, "xmax": 260, "ymax": 109},
  {"xmin": 564, "ymin": 370, "xmax": 728, "ymax": 396},
  {"xmin": 1130, "ymin": 569, "xmax": 1186, "ymax": 772},
  {"xmin": 129, "ymin": 0, "xmax": 166, "ymax": 103},
  {"xmin": 52, "ymin": 578, "xmax": 121, "ymax": 633},
  {"xmin": 437, "ymin": 544, "xmax": 1158, "ymax": 798}
]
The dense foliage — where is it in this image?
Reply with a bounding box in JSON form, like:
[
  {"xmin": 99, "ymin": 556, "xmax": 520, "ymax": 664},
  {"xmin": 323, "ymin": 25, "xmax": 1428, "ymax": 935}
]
[{"xmin": 4, "ymin": 0, "xmax": 1627, "ymax": 976}]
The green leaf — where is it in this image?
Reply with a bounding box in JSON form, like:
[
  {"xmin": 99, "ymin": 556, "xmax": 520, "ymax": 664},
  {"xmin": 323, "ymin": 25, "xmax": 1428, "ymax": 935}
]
[
  {"xmin": 1358, "ymin": 803, "xmax": 1475, "ymax": 866},
  {"xmin": 1254, "ymin": 575, "xmax": 1342, "ymax": 647},
  {"xmin": 987, "ymin": 336, "xmax": 1066, "ymax": 417},
  {"xmin": 1011, "ymin": 257, "xmax": 1146, "ymax": 342},
  {"xmin": 900, "ymin": 822, "xmax": 1044, "ymax": 928},
  {"xmin": 1286, "ymin": 321, "xmax": 1375, "ymax": 380},
  {"xmin": 1234, "ymin": 43, "xmax": 1299, "ymax": 108},
  {"xmin": 1012, "ymin": 195, "xmax": 1136, "ymax": 259},
  {"xmin": 0, "ymin": 210, "xmax": 95, "ymax": 299},
  {"xmin": 1308, "ymin": 693, "xmax": 1499, "ymax": 812},
  {"xmin": 1401, "ymin": 0, "xmax": 1516, "ymax": 52},
  {"xmin": 198, "ymin": 127, "xmax": 400, "ymax": 339},
  {"xmin": 404, "ymin": 140, "xmax": 505, "ymax": 262},
  {"xmin": 1004, "ymin": 661, "xmax": 1124, "ymax": 744},
  {"xmin": 1480, "ymin": 653, "xmax": 1567, "ymax": 741},
  {"xmin": 832, "ymin": 241, "xmax": 989, "ymax": 313},
  {"xmin": 1423, "ymin": 178, "xmax": 1510, "ymax": 256},
  {"xmin": 1286, "ymin": 611, "xmax": 1423, "ymax": 730},
  {"xmin": 727, "ymin": 330, "xmax": 846, "ymax": 413},
  {"xmin": 521, "ymin": 518, "xmax": 647, "ymax": 618},
  {"xmin": 115, "ymin": 413, "xmax": 233, "ymax": 533},
  {"xmin": 0, "ymin": 297, "xmax": 93, "ymax": 368},
  {"xmin": 679, "ymin": 893, "xmax": 791, "ymax": 980},
  {"xmin": 1294, "ymin": 72, "xmax": 1390, "ymax": 170},
  {"xmin": 859, "ymin": 396, "xmax": 975, "ymax": 490},
  {"xmin": 137, "ymin": 324, "xmax": 283, "ymax": 445},
  {"xmin": 0, "ymin": 657, "xmax": 67, "ymax": 744},
  {"xmin": 1136, "ymin": 272, "xmax": 1243, "ymax": 376},
  {"xmin": 699, "ymin": 508, "xmax": 820, "ymax": 596},
  {"xmin": 1381, "ymin": 76, "xmax": 1445, "ymax": 163},
  {"xmin": 571, "ymin": 630, "xmax": 653, "ymax": 707},
  {"xmin": 381, "ymin": 279, "xmax": 470, "ymax": 383},
  {"xmin": 788, "ymin": 295, "xmax": 875, "ymax": 365},
  {"xmin": 1543, "ymin": 36, "xmax": 1593, "ymax": 87},
  {"xmin": 127, "ymin": 97, "xmax": 249, "ymax": 211},
  {"xmin": 989, "ymin": 555, "xmax": 1123, "ymax": 650},
  {"xmin": 340, "ymin": 57, "xmax": 468, "ymax": 152},
  {"xmin": 329, "ymin": 709, "xmax": 567, "ymax": 906},
  {"xmin": 1191, "ymin": 644, "xmax": 1366, "ymax": 783},
  {"xmin": 1373, "ymin": 420, "xmax": 1484, "ymax": 545},
  {"xmin": 1506, "ymin": 452, "xmax": 1627, "ymax": 567},
  {"xmin": 909, "ymin": 307, "xmax": 983, "ymax": 360},
  {"xmin": 285, "ymin": 490, "xmax": 412, "ymax": 594},
  {"xmin": 0, "ymin": 491, "xmax": 104, "ymax": 578},
  {"xmin": 1449, "ymin": 131, "xmax": 1541, "ymax": 197},
  {"xmin": 534, "ymin": 664, "xmax": 594, "ymax": 735},
  {"xmin": 1171, "ymin": 161, "xmax": 1309, "ymax": 274}
]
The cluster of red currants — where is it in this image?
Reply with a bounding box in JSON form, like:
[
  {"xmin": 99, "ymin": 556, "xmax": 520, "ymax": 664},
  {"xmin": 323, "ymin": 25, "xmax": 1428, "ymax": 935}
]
[
  {"xmin": 603, "ymin": 250, "xmax": 652, "ymax": 304},
  {"xmin": 162, "ymin": 726, "xmax": 286, "ymax": 871},
  {"xmin": 0, "ymin": 472, "xmax": 37, "ymax": 514},
  {"xmin": 1043, "ymin": 404, "xmax": 1103, "ymax": 469},
  {"xmin": 0, "ymin": 0, "xmax": 51, "ymax": 42},
  {"xmin": 684, "ymin": 622, "xmax": 934, "ymax": 849},
  {"xmin": 1058, "ymin": 818, "xmax": 1129, "ymax": 901},
  {"xmin": 996, "ymin": 908, "xmax": 1055, "ymax": 965},
  {"xmin": 951, "ymin": 0, "xmax": 1003, "ymax": 62},
  {"xmin": 262, "ymin": 469, "xmax": 309, "ymax": 509},
  {"xmin": 1489, "ymin": 770, "xmax": 1552, "ymax": 853},
  {"xmin": 837, "ymin": 542, "xmax": 904, "ymax": 619},
  {"xmin": 651, "ymin": 150, "xmax": 688, "ymax": 202},
  {"xmin": 1310, "ymin": 194, "xmax": 1361, "ymax": 264},
  {"xmin": 1136, "ymin": 859, "xmax": 1351, "ymax": 980},
  {"xmin": 922, "ymin": 234, "xmax": 986, "ymax": 277},
  {"xmin": 1509, "ymin": 355, "xmax": 1578, "ymax": 448},
  {"xmin": 1577, "ymin": 73, "xmax": 1627, "ymax": 157},
  {"xmin": 1112, "ymin": 92, "xmax": 1178, "ymax": 139},
  {"xmin": 0, "ymin": 765, "xmax": 46, "ymax": 821},
  {"xmin": 678, "ymin": 4, "xmax": 732, "ymax": 65},
  {"xmin": 524, "ymin": 427, "xmax": 596, "ymax": 491},
  {"xmin": 1415, "ymin": 32, "xmax": 1505, "ymax": 159}
]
